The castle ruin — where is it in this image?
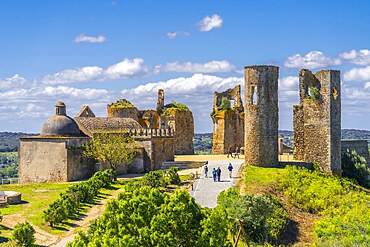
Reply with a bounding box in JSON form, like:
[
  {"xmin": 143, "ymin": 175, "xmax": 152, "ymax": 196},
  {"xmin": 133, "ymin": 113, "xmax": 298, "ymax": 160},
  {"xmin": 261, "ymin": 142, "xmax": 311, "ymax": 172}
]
[
  {"xmin": 244, "ymin": 66, "xmax": 279, "ymax": 167},
  {"xmin": 211, "ymin": 85, "xmax": 244, "ymax": 154},
  {"xmin": 293, "ymin": 69, "xmax": 341, "ymax": 174}
]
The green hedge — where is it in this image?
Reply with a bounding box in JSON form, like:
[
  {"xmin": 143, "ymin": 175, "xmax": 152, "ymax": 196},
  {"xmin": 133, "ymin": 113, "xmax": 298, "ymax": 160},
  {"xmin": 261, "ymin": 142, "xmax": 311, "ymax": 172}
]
[{"xmin": 43, "ymin": 169, "xmax": 115, "ymax": 227}]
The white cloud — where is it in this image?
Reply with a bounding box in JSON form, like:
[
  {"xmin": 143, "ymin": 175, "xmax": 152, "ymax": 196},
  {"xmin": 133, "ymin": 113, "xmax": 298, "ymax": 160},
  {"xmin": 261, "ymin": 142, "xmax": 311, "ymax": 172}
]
[
  {"xmin": 104, "ymin": 58, "xmax": 149, "ymax": 79},
  {"xmin": 41, "ymin": 86, "xmax": 109, "ymax": 100},
  {"xmin": 166, "ymin": 31, "xmax": 190, "ymax": 39},
  {"xmin": 0, "ymin": 74, "xmax": 27, "ymax": 89},
  {"xmin": 279, "ymin": 76, "xmax": 299, "ymax": 91},
  {"xmin": 364, "ymin": 82, "xmax": 370, "ymax": 89},
  {"xmin": 41, "ymin": 58, "xmax": 238, "ymax": 84},
  {"xmin": 42, "ymin": 66, "xmax": 103, "ymax": 84},
  {"xmin": 156, "ymin": 60, "xmax": 236, "ymax": 74},
  {"xmin": 339, "ymin": 49, "xmax": 370, "ymax": 66},
  {"xmin": 122, "ymin": 73, "xmax": 243, "ymax": 96},
  {"xmin": 343, "ymin": 66, "xmax": 370, "ymax": 81},
  {"xmin": 198, "ymin": 14, "xmax": 223, "ymax": 32},
  {"xmin": 74, "ymin": 34, "xmax": 107, "ymax": 43},
  {"xmin": 284, "ymin": 51, "xmax": 341, "ymax": 69}
]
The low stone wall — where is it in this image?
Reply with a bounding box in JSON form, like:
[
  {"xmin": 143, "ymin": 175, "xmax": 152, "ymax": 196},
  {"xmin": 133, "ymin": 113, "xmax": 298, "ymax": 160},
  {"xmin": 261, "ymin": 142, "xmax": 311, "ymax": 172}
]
[{"xmin": 5, "ymin": 191, "xmax": 22, "ymax": 204}]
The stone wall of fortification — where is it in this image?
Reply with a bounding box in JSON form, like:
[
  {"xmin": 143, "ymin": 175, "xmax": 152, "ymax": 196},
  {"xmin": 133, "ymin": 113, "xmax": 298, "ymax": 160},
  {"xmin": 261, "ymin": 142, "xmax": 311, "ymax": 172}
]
[
  {"xmin": 244, "ymin": 65, "xmax": 279, "ymax": 167},
  {"xmin": 211, "ymin": 85, "xmax": 244, "ymax": 154},
  {"xmin": 19, "ymin": 137, "xmax": 94, "ymax": 184},
  {"xmin": 293, "ymin": 69, "xmax": 341, "ymax": 174},
  {"xmin": 341, "ymin": 140, "xmax": 369, "ymax": 166},
  {"xmin": 171, "ymin": 110, "xmax": 194, "ymax": 155}
]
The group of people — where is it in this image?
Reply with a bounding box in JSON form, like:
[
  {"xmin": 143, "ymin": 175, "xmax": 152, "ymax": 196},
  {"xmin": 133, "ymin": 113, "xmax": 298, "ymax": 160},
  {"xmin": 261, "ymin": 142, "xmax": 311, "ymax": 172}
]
[
  {"xmin": 204, "ymin": 162, "xmax": 233, "ymax": 182},
  {"xmin": 227, "ymin": 146, "xmax": 240, "ymax": 159}
]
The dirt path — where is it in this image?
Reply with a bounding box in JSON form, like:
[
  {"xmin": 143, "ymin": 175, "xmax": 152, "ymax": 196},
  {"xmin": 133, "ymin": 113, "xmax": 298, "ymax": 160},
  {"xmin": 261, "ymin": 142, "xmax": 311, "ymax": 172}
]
[
  {"xmin": 2, "ymin": 186, "xmax": 126, "ymax": 247},
  {"xmin": 50, "ymin": 186, "xmax": 126, "ymax": 247}
]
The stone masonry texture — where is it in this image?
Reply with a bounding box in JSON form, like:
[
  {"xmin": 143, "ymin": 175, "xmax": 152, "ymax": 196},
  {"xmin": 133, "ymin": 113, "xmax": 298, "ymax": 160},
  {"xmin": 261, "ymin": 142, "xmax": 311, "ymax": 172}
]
[
  {"xmin": 293, "ymin": 69, "xmax": 341, "ymax": 174},
  {"xmin": 244, "ymin": 65, "xmax": 279, "ymax": 167},
  {"xmin": 211, "ymin": 85, "xmax": 244, "ymax": 154}
]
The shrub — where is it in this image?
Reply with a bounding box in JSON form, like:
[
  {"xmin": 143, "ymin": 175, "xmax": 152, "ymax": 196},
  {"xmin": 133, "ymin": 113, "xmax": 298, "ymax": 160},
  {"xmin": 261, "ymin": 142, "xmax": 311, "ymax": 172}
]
[
  {"xmin": 141, "ymin": 170, "xmax": 168, "ymax": 188},
  {"xmin": 12, "ymin": 222, "xmax": 36, "ymax": 247},
  {"xmin": 218, "ymin": 189, "xmax": 289, "ymax": 244},
  {"xmin": 218, "ymin": 97, "xmax": 231, "ymax": 111},
  {"xmin": 278, "ymin": 166, "xmax": 344, "ymax": 213},
  {"xmin": 43, "ymin": 169, "xmax": 115, "ymax": 227},
  {"xmin": 164, "ymin": 166, "xmax": 181, "ymax": 185},
  {"xmin": 342, "ymin": 150, "xmax": 370, "ymax": 188},
  {"xmin": 68, "ymin": 187, "xmax": 232, "ymax": 247},
  {"xmin": 309, "ymin": 86, "xmax": 320, "ymax": 100}
]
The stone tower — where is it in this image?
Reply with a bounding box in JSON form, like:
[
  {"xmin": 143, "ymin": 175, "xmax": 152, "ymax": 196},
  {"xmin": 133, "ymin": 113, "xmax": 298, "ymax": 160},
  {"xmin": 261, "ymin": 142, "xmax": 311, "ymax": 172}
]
[
  {"xmin": 293, "ymin": 69, "xmax": 341, "ymax": 174},
  {"xmin": 211, "ymin": 85, "xmax": 244, "ymax": 154},
  {"xmin": 244, "ymin": 66, "xmax": 279, "ymax": 167}
]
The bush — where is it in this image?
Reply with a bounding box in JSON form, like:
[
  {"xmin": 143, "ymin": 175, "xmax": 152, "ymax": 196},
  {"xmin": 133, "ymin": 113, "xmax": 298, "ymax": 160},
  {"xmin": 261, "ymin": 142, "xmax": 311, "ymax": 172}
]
[
  {"xmin": 164, "ymin": 166, "xmax": 181, "ymax": 185},
  {"xmin": 309, "ymin": 86, "xmax": 320, "ymax": 100},
  {"xmin": 279, "ymin": 166, "xmax": 370, "ymax": 246},
  {"xmin": 218, "ymin": 97, "xmax": 231, "ymax": 111},
  {"xmin": 141, "ymin": 167, "xmax": 181, "ymax": 188},
  {"xmin": 218, "ymin": 189, "xmax": 289, "ymax": 244},
  {"xmin": 141, "ymin": 170, "xmax": 168, "ymax": 188},
  {"xmin": 278, "ymin": 166, "xmax": 344, "ymax": 213},
  {"xmin": 12, "ymin": 222, "xmax": 36, "ymax": 247},
  {"xmin": 68, "ymin": 187, "xmax": 232, "ymax": 247},
  {"xmin": 342, "ymin": 150, "xmax": 370, "ymax": 188},
  {"xmin": 43, "ymin": 169, "xmax": 115, "ymax": 227}
]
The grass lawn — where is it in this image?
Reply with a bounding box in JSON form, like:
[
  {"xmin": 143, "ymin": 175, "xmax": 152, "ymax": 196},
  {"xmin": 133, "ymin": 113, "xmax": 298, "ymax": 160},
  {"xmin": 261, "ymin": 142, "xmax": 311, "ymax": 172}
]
[
  {"xmin": 242, "ymin": 165, "xmax": 286, "ymax": 194},
  {"xmin": 0, "ymin": 180, "xmax": 128, "ymax": 240}
]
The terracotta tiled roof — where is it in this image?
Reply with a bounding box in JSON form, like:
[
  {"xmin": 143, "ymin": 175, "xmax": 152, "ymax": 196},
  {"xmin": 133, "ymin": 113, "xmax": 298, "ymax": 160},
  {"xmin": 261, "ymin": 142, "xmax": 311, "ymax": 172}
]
[{"xmin": 74, "ymin": 117, "xmax": 142, "ymax": 136}]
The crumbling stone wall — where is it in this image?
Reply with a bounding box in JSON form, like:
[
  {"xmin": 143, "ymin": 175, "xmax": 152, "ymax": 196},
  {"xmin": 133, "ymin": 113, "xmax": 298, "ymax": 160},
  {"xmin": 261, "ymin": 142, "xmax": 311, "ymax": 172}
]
[
  {"xmin": 244, "ymin": 65, "xmax": 279, "ymax": 167},
  {"xmin": 341, "ymin": 140, "xmax": 369, "ymax": 166},
  {"xmin": 107, "ymin": 99, "xmax": 139, "ymax": 121},
  {"xmin": 162, "ymin": 110, "xmax": 194, "ymax": 155},
  {"xmin": 293, "ymin": 69, "xmax": 341, "ymax": 174},
  {"xmin": 211, "ymin": 85, "xmax": 244, "ymax": 154}
]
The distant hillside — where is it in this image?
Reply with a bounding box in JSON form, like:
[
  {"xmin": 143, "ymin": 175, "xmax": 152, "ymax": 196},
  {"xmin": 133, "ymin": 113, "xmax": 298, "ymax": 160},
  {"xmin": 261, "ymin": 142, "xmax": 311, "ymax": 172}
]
[
  {"xmin": 194, "ymin": 129, "xmax": 370, "ymax": 154},
  {"xmin": 0, "ymin": 129, "xmax": 369, "ymax": 153},
  {"xmin": 0, "ymin": 132, "xmax": 37, "ymax": 152}
]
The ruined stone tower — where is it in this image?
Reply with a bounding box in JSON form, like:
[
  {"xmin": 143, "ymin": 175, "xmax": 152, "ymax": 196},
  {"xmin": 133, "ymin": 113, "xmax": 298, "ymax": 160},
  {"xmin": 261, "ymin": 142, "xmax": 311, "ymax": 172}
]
[
  {"xmin": 211, "ymin": 85, "xmax": 244, "ymax": 154},
  {"xmin": 244, "ymin": 66, "xmax": 279, "ymax": 167},
  {"xmin": 293, "ymin": 69, "xmax": 341, "ymax": 174}
]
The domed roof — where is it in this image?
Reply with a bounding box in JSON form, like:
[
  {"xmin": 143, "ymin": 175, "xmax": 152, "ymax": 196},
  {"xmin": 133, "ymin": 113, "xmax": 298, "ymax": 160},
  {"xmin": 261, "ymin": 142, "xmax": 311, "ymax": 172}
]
[{"xmin": 41, "ymin": 115, "xmax": 82, "ymax": 136}]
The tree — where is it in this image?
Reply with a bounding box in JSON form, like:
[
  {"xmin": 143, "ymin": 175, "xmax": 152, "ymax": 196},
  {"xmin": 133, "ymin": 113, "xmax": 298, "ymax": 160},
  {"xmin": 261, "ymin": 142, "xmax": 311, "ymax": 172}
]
[
  {"xmin": 83, "ymin": 132, "xmax": 137, "ymax": 180},
  {"xmin": 68, "ymin": 187, "xmax": 232, "ymax": 247},
  {"xmin": 12, "ymin": 222, "xmax": 36, "ymax": 247}
]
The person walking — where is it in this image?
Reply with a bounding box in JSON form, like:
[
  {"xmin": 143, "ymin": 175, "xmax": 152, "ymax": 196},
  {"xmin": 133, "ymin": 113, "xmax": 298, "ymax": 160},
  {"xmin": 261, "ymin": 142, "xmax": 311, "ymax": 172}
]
[
  {"xmin": 217, "ymin": 167, "xmax": 221, "ymax": 182},
  {"xmin": 235, "ymin": 147, "xmax": 240, "ymax": 159},
  {"xmin": 204, "ymin": 162, "xmax": 209, "ymax": 178},
  {"xmin": 227, "ymin": 145, "xmax": 233, "ymax": 158},
  {"xmin": 212, "ymin": 168, "xmax": 217, "ymax": 182},
  {"xmin": 228, "ymin": 163, "xmax": 233, "ymax": 178}
]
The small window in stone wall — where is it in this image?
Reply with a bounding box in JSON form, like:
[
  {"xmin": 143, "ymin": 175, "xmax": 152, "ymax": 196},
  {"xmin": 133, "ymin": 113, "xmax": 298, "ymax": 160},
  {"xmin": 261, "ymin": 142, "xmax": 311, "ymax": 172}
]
[
  {"xmin": 230, "ymin": 99, "xmax": 235, "ymax": 108},
  {"xmin": 252, "ymin": 86, "xmax": 258, "ymax": 105},
  {"xmin": 333, "ymin": 87, "xmax": 338, "ymax": 100}
]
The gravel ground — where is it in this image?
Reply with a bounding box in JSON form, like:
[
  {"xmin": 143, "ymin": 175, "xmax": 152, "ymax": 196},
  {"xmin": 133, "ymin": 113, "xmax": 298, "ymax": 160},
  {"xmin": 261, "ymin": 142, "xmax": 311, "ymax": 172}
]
[{"xmin": 191, "ymin": 160, "xmax": 243, "ymax": 208}]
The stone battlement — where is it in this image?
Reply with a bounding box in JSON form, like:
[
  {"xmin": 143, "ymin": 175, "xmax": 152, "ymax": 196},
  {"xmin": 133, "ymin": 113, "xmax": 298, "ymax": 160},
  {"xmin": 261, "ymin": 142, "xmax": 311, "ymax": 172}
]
[{"xmin": 128, "ymin": 128, "xmax": 175, "ymax": 137}]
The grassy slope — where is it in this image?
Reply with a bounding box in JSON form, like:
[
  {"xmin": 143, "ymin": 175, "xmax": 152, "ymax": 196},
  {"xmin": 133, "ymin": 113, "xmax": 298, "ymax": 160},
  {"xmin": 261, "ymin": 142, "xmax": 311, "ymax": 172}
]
[
  {"xmin": 240, "ymin": 165, "xmax": 318, "ymax": 246},
  {"xmin": 0, "ymin": 181, "xmax": 127, "ymax": 240}
]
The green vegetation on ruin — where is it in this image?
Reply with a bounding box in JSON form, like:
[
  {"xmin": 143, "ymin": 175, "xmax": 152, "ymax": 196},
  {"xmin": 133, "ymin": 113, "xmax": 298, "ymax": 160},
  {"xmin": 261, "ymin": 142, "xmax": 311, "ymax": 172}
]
[
  {"xmin": 110, "ymin": 99, "xmax": 136, "ymax": 108},
  {"xmin": 161, "ymin": 101, "xmax": 190, "ymax": 116}
]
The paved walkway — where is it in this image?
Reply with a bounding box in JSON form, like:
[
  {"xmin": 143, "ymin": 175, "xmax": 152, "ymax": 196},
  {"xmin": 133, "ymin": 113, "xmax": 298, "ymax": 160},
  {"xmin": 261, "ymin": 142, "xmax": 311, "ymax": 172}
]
[{"xmin": 191, "ymin": 160, "xmax": 243, "ymax": 208}]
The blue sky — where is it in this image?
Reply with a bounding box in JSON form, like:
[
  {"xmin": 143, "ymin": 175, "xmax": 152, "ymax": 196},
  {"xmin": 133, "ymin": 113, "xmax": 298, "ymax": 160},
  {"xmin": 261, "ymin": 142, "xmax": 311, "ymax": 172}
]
[{"xmin": 1, "ymin": 0, "xmax": 370, "ymax": 133}]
